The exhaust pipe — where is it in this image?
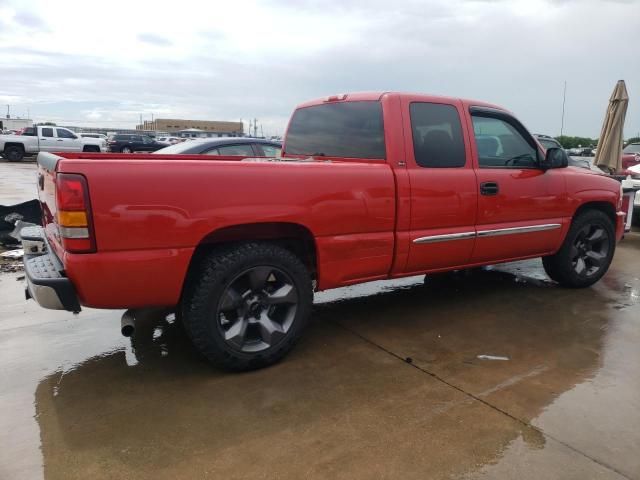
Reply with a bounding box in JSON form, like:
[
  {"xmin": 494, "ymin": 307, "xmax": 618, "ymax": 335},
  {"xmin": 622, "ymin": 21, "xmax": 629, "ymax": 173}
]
[{"xmin": 121, "ymin": 311, "xmax": 135, "ymax": 337}]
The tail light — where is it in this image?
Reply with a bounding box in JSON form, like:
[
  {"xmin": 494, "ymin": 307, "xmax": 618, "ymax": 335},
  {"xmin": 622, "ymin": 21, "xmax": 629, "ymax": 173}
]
[{"xmin": 55, "ymin": 173, "xmax": 96, "ymax": 253}]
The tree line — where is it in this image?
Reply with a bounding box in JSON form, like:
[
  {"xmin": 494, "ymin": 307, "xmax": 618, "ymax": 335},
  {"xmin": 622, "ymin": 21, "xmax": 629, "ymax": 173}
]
[{"xmin": 555, "ymin": 136, "xmax": 640, "ymax": 149}]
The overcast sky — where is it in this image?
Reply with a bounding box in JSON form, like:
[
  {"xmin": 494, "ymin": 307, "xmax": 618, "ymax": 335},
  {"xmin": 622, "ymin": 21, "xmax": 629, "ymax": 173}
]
[{"xmin": 0, "ymin": 0, "xmax": 638, "ymax": 137}]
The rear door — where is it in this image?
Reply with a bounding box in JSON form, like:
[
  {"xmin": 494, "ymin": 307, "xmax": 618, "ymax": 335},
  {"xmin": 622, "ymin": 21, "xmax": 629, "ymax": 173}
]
[
  {"xmin": 468, "ymin": 107, "xmax": 568, "ymax": 263},
  {"xmin": 401, "ymin": 97, "xmax": 478, "ymax": 273},
  {"xmin": 38, "ymin": 127, "xmax": 57, "ymax": 152}
]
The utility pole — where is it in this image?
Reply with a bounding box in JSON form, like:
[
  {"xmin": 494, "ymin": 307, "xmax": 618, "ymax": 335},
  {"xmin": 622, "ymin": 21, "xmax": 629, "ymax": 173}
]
[
  {"xmin": 560, "ymin": 80, "xmax": 567, "ymax": 137},
  {"xmin": 254, "ymin": 118, "xmax": 258, "ymax": 138},
  {"xmin": 260, "ymin": 124, "xmax": 264, "ymax": 138},
  {"xmin": 6, "ymin": 105, "xmax": 10, "ymax": 119}
]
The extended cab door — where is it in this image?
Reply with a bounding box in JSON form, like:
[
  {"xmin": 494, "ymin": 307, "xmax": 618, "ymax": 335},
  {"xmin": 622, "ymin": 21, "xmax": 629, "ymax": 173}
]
[
  {"xmin": 400, "ymin": 97, "xmax": 478, "ymax": 273},
  {"xmin": 38, "ymin": 127, "xmax": 57, "ymax": 152},
  {"xmin": 467, "ymin": 106, "xmax": 568, "ymax": 263}
]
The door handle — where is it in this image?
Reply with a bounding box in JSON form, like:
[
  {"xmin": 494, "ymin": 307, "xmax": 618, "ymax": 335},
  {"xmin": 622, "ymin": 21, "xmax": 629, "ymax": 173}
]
[
  {"xmin": 57, "ymin": 139, "xmax": 64, "ymax": 142},
  {"xmin": 480, "ymin": 181, "xmax": 499, "ymax": 196}
]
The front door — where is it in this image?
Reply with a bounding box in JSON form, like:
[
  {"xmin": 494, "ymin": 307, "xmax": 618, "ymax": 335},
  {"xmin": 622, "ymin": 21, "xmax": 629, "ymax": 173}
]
[
  {"xmin": 469, "ymin": 108, "xmax": 568, "ymax": 263},
  {"xmin": 402, "ymin": 98, "xmax": 478, "ymax": 274},
  {"xmin": 55, "ymin": 128, "xmax": 82, "ymax": 152}
]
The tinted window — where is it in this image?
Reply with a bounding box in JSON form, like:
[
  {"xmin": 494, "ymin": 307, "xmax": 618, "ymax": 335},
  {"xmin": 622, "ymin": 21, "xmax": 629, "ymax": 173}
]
[
  {"xmin": 410, "ymin": 103, "xmax": 465, "ymax": 167},
  {"xmin": 285, "ymin": 101, "xmax": 385, "ymax": 159},
  {"xmin": 41, "ymin": 128, "xmax": 54, "ymax": 138},
  {"xmin": 56, "ymin": 128, "xmax": 76, "ymax": 139},
  {"xmin": 115, "ymin": 135, "xmax": 130, "ymax": 141},
  {"xmin": 260, "ymin": 144, "xmax": 282, "ymax": 157},
  {"xmin": 538, "ymin": 138, "xmax": 561, "ymax": 149},
  {"xmin": 472, "ymin": 115, "xmax": 538, "ymax": 168},
  {"xmin": 216, "ymin": 144, "xmax": 255, "ymax": 156},
  {"xmin": 22, "ymin": 128, "xmax": 36, "ymax": 136}
]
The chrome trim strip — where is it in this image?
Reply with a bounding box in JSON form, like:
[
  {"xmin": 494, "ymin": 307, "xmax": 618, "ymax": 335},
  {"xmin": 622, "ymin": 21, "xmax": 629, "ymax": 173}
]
[
  {"xmin": 413, "ymin": 223, "xmax": 562, "ymax": 244},
  {"xmin": 413, "ymin": 231, "xmax": 476, "ymax": 244},
  {"xmin": 476, "ymin": 223, "xmax": 561, "ymax": 238}
]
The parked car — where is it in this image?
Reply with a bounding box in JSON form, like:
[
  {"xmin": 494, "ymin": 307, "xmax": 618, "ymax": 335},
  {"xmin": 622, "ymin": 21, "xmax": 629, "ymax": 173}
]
[
  {"xmin": 0, "ymin": 126, "xmax": 106, "ymax": 162},
  {"xmin": 24, "ymin": 92, "xmax": 625, "ymax": 371},
  {"xmin": 107, "ymin": 134, "xmax": 165, "ymax": 153},
  {"xmin": 80, "ymin": 133, "xmax": 108, "ymax": 141},
  {"xmin": 622, "ymin": 143, "xmax": 640, "ymax": 171},
  {"xmin": 156, "ymin": 136, "xmax": 183, "ymax": 146},
  {"xmin": 154, "ymin": 137, "xmax": 282, "ymax": 156},
  {"xmin": 626, "ymin": 163, "xmax": 640, "ymax": 219}
]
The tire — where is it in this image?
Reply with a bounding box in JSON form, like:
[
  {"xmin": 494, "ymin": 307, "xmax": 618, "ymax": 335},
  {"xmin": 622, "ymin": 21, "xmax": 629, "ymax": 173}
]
[
  {"xmin": 542, "ymin": 210, "xmax": 615, "ymax": 288},
  {"xmin": 182, "ymin": 242, "xmax": 313, "ymax": 371},
  {"xmin": 121, "ymin": 146, "xmax": 132, "ymax": 153},
  {"xmin": 83, "ymin": 145, "xmax": 100, "ymax": 153},
  {"xmin": 4, "ymin": 145, "xmax": 24, "ymax": 162}
]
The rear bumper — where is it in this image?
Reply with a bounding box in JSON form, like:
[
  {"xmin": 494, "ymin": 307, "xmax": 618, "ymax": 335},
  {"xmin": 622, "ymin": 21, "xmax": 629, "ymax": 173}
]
[{"xmin": 22, "ymin": 226, "xmax": 81, "ymax": 312}]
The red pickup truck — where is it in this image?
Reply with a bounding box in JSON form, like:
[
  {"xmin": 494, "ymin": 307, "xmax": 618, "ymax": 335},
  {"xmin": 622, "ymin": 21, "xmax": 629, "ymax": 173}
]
[{"xmin": 24, "ymin": 92, "xmax": 625, "ymax": 370}]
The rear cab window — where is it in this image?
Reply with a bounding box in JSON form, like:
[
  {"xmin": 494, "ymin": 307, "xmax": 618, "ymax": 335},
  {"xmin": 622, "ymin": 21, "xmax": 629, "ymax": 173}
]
[
  {"xmin": 284, "ymin": 101, "xmax": 385, "ymax": 159},
  {"xmin": 410, "ymin": 103, "xmax": 466, "ymax": 168}
]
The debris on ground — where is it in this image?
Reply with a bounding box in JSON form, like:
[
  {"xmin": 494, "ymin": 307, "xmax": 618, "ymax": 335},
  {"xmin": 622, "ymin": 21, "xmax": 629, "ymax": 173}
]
[
  {"xmin": 0, "ymin": 199, "xmax": 40, "ymax": 247},
  {"xmin": 1, "ymin": 249, "xmax": 24, "ymax": 259},
  {"xmin": 477, "ymin": 355, "xmax": 510, "ymax": 361},
  {"xmin": 0, "ymin": 261, "xmax": 23, "ymax": 274}
]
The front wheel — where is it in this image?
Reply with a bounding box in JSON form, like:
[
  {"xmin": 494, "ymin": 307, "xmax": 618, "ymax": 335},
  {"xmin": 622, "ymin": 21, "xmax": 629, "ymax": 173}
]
[
  {"xmin": 542, "ymin": 210, "xmax": 615, "ymax": 288},
  {"xmin": 182, "ymin": 242, "xmax": 313, "ymax": 371}
]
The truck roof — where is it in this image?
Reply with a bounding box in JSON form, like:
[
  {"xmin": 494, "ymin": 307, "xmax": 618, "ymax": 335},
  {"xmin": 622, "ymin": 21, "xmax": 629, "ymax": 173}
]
[{"xmin": 295, "ymin": 92, "xmax": 505, "ymax": 111}]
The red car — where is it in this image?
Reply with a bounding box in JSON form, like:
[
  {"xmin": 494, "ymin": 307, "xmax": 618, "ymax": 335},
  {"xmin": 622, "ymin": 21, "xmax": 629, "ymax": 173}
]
[
  {"xmin": 24, "ymin": 92, "xmax": 625, "ymax": 370},
  {"xmin": 622, "ymin": 142, "xmax": 640, "ymax": 172}
]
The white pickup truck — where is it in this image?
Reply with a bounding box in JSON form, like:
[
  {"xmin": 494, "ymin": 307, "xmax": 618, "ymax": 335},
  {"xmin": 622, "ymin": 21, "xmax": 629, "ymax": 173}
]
[{"xmin": 0, "ymin": 126, "xmax": 106, "ymax": 162}]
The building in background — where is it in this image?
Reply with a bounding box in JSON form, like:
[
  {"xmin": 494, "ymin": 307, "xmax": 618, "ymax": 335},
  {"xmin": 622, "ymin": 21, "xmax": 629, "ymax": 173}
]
[
  {"xmin": 0, "ymin": 117, "xmax": 33, "ymax": 131},
  {"xmin": 136, "ymin": 119, "xmax": 243, "ymax": 137}
]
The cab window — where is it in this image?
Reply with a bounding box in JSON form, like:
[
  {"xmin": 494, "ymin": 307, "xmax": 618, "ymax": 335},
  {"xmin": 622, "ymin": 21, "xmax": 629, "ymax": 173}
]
[
  {"xmin": 56, "ymin": 128, "xmax": 76, "ymax": 139},
  {"xmin": 41, "ymin": 128, "xmax": 54, "ymax": 138},
  {"xmin": 260, "ymin": 144, "xmax": 282, "ymax": 157},
  {"xmin": 472, "ymin": 115, "xmax": 538, "ymax": 168},
  {"xmin": 410, "ymin": 103, "xmax": 466, "ymax": 167}
]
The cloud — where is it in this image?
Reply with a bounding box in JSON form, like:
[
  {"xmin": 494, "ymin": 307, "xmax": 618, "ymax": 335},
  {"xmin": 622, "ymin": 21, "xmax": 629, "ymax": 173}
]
[
  {"xmin": 137, "ymin": 33, "xmax": 172, "ymax": 47},
  {"xmin": 12, "ymin": 10, "xmax": 47, "ymax": 29},
  {"xmin": 0, "ymin": 0, "xmax": 638, "ymax": 138}
]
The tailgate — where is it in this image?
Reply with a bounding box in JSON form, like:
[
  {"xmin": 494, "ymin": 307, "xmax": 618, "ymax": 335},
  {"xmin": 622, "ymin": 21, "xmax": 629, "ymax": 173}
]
[{"xmin": 36, "ymin": 153, "xmax": 64, "ymax": 256}]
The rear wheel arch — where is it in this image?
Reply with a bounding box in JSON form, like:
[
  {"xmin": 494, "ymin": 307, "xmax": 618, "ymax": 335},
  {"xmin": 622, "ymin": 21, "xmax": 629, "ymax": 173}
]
[{"xmin": 181, "ymin": 222, "xmax": 318, "ymax": 298}]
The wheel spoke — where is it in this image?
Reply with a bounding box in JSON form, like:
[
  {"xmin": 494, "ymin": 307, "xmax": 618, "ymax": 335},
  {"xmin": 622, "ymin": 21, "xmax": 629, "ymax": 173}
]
[
  {"xmin": 220, "ymin": 287, "xmax": 242, "ymax": 311},
  {"xmin": 587, "ymin": 227, "xmax": 605, "ymax": 244},
  {"xmin": 257, "ymin": 311, "xmax": 285, "ymax": 345},
  {"xmin": 224, "ymin": 317, "xmax": 248, "ymax": 348},
  {"xmin": 265, "ymin": 284, "xmax": 297, "ymax": 305},
  {"xmin": 585, "ymin": 250, "xmax": 604, "ymax": 268},
  {"xmin": 247, "ymin": 267, "xmax": 273, "ymax": 292},
  {"xmin": 574, "ymin": 257, "xmax": 587, "ymax": 275}
]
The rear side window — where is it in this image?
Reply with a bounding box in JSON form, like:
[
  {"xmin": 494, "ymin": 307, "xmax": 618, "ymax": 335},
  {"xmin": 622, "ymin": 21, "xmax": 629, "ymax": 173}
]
[
  {"xmin": 216, "ymin": 144, "xmax": 255, "ymax": 156},
  {"xmin": 410, "ymin": 103, "xmax": 466, "ymax": 167},
  {"xmin": 41, "ymin": 128, "xmax": 54, "ymax": 138},
  {"xmin": 285, "ymin": 101, "xmax": 385, "ymax": 159}
]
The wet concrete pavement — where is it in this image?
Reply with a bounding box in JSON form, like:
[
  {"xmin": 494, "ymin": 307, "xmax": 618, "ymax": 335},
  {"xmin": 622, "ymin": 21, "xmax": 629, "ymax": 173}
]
[{"xmin": 1, "ymin": 161, "xmax": 639, "ymax": 479}]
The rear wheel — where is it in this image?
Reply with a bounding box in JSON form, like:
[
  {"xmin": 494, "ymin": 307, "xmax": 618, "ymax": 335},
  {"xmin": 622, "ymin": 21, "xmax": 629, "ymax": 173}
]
[
  {"xmin": 4, "ymin": 145, "xmax": 24, "ymax": 162},
  {"xmin": 542, "ymin": 210, "xmax": 615, "ymax": 288},
  {"xmin": 121, "ymin": 146, "xmax": 132, "ymax": 153},
  {"xmin": 182, "ymin": 242, "xmax": 313, "ymax": 371}
]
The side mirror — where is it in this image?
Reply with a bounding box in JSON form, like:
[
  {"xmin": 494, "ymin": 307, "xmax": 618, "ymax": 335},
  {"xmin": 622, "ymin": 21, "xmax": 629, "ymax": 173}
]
[{"xmin": 541, "ymin": 147, "xmax": 569, "ymax": 170}]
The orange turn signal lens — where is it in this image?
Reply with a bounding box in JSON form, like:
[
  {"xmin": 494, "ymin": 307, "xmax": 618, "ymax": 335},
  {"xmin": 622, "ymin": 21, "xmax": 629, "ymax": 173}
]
[{"xmin": 58, "ymin": 211, "xmax": 88, "ymax": 227}]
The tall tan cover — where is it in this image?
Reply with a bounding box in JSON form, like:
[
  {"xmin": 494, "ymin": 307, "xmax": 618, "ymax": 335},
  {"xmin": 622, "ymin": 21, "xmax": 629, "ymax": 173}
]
[{"xmin": 595, "ymin": 80, "xmax": 629, "ymax": 173}]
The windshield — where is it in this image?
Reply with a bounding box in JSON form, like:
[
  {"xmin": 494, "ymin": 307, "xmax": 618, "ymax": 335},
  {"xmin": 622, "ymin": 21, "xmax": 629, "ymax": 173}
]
[
  {"xmin": 285, "ymin": 101, "xmax": 385, "ymax": 159},
  {"xmin": 623, "ymin": 143, "xmax": 640, "ymax": 154}
]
